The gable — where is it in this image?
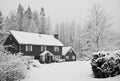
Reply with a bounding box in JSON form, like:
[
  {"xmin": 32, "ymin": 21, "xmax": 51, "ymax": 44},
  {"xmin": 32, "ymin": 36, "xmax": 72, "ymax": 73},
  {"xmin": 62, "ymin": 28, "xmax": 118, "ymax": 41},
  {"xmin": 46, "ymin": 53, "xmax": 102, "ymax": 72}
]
[
  {"xmin": 66, "ymin": 49, "xmax": 76, "ymax": 56},
  {"xmin": 4, "ymin": 34, "xmax": 19, "ymax": 45},
  {"xmin": 62, "ymin": 47, "xmax": 76, "ymax": 56}
]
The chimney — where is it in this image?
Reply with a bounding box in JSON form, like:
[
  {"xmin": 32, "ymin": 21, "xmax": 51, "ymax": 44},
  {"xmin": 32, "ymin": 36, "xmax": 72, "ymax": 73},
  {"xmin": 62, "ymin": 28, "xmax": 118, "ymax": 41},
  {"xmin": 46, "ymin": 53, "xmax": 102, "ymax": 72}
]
[{"xmin": 54, "ymin": 34, "xmax": 58, "ymax": 39}]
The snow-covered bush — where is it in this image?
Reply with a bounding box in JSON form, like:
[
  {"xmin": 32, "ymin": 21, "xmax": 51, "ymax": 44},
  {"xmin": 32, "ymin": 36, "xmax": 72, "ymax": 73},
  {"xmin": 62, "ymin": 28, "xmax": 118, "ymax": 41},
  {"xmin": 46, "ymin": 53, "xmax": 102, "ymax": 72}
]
[
  {"xmin": 91, "ymin": 51, "xmax": 120, "ymax": 78},
  {"xmin": 0, "ymin": 52, "xmax": 30, "ymax": 81}
]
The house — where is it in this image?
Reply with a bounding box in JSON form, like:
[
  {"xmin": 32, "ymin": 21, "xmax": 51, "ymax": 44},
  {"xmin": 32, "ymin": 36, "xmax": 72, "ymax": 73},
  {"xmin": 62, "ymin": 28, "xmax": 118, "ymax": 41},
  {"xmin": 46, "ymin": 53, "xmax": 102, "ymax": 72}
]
[
  {"xmin": 62, "ymin": 47, "xmax": 76, "ymax": 61},
  {"xmin": 3, "ymin": 30, "xmax": 64, "ymax": 63}
]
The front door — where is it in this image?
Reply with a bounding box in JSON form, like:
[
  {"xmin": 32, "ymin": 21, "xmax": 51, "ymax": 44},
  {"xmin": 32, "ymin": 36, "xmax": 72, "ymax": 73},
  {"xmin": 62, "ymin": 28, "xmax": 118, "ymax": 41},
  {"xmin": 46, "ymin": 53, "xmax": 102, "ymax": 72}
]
[{"xmin": 45, "ymin": 53, "xmax": 53, "ymax": 63}]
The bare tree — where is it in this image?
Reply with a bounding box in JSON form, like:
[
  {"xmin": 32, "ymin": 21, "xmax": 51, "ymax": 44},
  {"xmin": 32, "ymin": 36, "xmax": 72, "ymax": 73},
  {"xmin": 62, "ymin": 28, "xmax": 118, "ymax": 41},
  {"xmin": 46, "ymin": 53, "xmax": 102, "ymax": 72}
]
[{"xmin": 85, "ymin": 4, "xmax": 112, "ymax": 52}]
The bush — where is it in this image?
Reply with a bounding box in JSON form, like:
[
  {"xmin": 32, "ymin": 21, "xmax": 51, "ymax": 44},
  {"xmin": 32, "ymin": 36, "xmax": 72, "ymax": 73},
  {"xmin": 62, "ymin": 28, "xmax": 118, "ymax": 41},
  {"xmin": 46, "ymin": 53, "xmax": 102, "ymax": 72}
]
[
  {"xmin": 91, "ymin": 51, "xmax": 120, "ymax": 78},
  {"xmin": 0, "ymin": 52, "xmax": 30, "ymax": 81}
]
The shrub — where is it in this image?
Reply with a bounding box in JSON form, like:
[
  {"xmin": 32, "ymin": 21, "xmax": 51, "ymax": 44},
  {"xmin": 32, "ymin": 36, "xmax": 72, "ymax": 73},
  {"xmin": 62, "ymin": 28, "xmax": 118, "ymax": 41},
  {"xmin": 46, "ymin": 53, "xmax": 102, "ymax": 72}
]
[
  {"xmin": 91, "ymin": 51, "xmax": 120, "ymax": 78},
  {"xmin": 0, "ymin": 52, "xmax": 30, "ymax": 81}
]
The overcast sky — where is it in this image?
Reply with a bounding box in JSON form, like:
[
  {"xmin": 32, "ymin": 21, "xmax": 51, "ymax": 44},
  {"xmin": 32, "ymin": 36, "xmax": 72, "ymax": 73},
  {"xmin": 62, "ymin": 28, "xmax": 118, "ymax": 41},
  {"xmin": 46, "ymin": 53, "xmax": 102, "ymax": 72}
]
[{"xmin": 0, "ymin": 0, "xmax": 120, "ymax": 32}]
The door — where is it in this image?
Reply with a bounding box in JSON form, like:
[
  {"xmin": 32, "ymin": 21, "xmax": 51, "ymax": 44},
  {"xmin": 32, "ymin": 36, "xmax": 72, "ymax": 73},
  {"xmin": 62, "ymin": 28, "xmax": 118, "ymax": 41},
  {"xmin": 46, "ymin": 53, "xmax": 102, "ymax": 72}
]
[{"xmin": 45, "ymin": 53, "xmax": 53, "ymax": 63}]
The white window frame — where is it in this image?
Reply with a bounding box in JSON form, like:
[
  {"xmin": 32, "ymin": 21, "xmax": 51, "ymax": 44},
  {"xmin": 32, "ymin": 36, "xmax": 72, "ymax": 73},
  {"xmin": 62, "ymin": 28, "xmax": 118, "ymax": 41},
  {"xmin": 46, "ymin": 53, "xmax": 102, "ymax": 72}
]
[
  {"xmin": 41, "ymin": 46, "xmax": 46, "ymax": 51},
  {"xmin": 30, "ymin": 46, "xmax": 32, "ymax": 51},
  {"xmin": 26, "ymin": 45, "xmax": 32, "ymax": 51},
  {"xmin": 26, "ymin": 45, "xmax": 28, "ymax": 51},
  {"xmin": 54, "ymin": 46, "xmax": 59, "ymax": 52},
  {"xmin": 41, "ymin": 46, "xmax": 44, "ymax": 51},
  {"xmin": 72, "ymin": 56, "xmax": 75, "ymax": 60},
  {"xmin": 45, "ymin": 46, "xmax": 47, "ymax": 50},
  {"xmin": 54, "ymin": 55, "xmax": 60, "ymax": 60},
  {"xmin": 66, "ymin": 56, "xmax": 69, "ymax": 59}
]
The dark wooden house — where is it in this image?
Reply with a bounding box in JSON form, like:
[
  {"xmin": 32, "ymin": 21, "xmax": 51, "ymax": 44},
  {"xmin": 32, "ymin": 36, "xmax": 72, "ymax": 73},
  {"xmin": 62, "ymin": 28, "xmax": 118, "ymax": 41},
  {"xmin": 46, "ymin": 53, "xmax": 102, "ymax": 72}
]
[
  {"xmin": 62, "ymin": 47, "xmax": 76, "ymax": 61},
  {"xmin": 3, "ymin": 30, "xmax": 64, "ymax": 63}
]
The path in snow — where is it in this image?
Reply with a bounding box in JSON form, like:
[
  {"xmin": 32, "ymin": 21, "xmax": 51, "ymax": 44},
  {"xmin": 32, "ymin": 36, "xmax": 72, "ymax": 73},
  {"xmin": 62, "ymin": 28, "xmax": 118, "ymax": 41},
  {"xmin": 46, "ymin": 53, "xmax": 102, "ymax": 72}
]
[{"xmin": 23, "ymin": 61, "xmax": 120, "ymax": 81}]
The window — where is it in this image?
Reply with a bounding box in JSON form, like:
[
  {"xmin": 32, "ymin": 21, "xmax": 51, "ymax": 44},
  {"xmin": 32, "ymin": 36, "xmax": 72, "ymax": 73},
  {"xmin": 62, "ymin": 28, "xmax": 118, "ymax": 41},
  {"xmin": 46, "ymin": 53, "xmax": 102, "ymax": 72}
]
[
  {"xmin": 54, "ymin": 55, "xmax": 60, "ymax": 60},
  {"xmin": 66, "ymin": 56, "xmax": 69, "ymax": 59},
  {"xmin": 26, "ymin": 45, "xmax": 32, "ymax": 51},
  {"xmin": 41, "ymin": 46, "xmax": 44, "ymax": 51},
  {"xmin": 54, "ymin": 46, "xmax": 59, "ymax": 52},
  {"xmin": 45, "ymin": 46, "xmax": 47, "ymax": 50},
  {"xmin": 72, "ymin": 56, "xmax": 75, "ymax": 60},
  {"xmin": 41, "ymin": 46, "xmax": 46, "ymax": 51}
]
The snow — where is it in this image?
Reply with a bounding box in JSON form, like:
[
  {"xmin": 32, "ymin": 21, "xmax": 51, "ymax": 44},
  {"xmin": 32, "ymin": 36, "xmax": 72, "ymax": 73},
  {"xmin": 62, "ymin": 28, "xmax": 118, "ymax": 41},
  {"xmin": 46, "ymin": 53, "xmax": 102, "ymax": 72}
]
[
  {"xmin": 62, "ymin": 47, "xmax": 76, "ymax": 55},
  {"xmin": 10, "ymin": 30, "xmax": 64, "ymax": 46},
  {"xmin": 62, "ymin": 47, "xmax": 71, "ymax": 55},
  {"xmin": 23, "ymin": 61, "xmax": 120, "ymax": 81},
  {"xmin": 40, "ymin": 50, "xmax": 54, "ymax": 56}
]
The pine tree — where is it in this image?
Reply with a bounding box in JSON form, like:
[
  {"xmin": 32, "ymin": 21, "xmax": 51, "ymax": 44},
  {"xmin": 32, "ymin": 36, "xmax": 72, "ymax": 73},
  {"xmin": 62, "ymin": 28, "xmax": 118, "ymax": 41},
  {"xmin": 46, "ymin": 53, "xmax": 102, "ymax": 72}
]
[
  {"xmin": 39, "ymin": 7, "xmax": 47, "ymax": 34},
  {"xmin": 24, "ymin": 6, "xmax": 32, "ymax": 20},
  {"xmin": 17, "ymin": 4, "xmax": 24, "ymax": 31},
  {"xmin": 0, "ymin": 11, "xmax": 3, "ymax": 30}
]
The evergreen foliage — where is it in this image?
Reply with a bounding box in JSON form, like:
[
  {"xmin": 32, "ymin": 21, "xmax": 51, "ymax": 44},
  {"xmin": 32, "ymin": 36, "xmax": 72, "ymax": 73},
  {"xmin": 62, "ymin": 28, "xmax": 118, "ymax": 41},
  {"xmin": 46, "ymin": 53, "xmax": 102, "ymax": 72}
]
[{"xmin": 91, "ymin": 51, "xmax": 120, "ymax": 78}]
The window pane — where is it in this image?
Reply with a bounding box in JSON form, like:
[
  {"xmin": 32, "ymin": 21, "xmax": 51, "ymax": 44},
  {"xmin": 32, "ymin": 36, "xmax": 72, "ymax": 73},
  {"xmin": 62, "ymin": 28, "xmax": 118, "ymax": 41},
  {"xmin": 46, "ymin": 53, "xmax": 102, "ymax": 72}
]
[
  {"xmin": 30, "ymin": 46, "xmax": 32, "ymax": 51},
  {"xmin": 55, "ymin": 55, "xmax": 60, "ymax": 60},
  {"xmin": 41, "ymin": 46, "xmax": 46, "ymax": 51},
  {"xmin": 26, "ymin": 45, "xmax": 32, "ymax": 51},
  {"xmin": 41, "ymin": 46, "xmax": 43, "ymax": 51},
  {"xmin": 54, "ymin": 46, "xmax": 59, "ymax": 52},
  {"xmin": 72, "ymin": 56, "xmax": 75, "ymax": 60},
  {"xmin": 66, "ymin": 56, "xmax": 69, "ymax": 59},
  {"xmin": 26, "ymin": 45, "xmax": 28, "ymax": 51},
  {"xmin": 45, "ymin": 46, "xmax": 47, "ymax": 50}
]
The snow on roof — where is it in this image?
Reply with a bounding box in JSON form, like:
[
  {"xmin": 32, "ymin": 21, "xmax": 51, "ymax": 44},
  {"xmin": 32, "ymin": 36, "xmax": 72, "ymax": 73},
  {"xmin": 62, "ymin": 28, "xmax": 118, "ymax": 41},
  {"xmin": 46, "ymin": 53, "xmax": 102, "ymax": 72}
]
[
  {"xmin": 40, "ymin": 50, "xmax": 54, "ymax": 56},
  {"xmin": 62, "ymin": 47, "xmax": 72, "ymax": 55},
  {"xmin": 10, "ymin": 30, "xmax": 64, "ymax": 46}
]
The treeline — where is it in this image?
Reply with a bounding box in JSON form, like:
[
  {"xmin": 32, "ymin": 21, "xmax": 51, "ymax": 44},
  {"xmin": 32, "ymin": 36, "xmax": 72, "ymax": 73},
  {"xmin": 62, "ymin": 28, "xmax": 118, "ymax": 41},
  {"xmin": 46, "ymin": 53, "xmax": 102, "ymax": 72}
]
[
  {"xmin": 55, "ymin": 4, "xmax": 120, "ymax": 59},
  {"xmin": 0, "ymin": 4, "xmax": 51, "ymax": 34}
]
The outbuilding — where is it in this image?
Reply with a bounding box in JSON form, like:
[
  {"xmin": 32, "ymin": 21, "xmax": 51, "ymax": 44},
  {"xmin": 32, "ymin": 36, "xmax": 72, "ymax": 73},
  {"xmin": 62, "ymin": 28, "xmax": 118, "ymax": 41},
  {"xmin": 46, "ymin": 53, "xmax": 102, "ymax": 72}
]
[{"xmin": 62, "ymin": 47, "xmax": 76, "ymax": 61}]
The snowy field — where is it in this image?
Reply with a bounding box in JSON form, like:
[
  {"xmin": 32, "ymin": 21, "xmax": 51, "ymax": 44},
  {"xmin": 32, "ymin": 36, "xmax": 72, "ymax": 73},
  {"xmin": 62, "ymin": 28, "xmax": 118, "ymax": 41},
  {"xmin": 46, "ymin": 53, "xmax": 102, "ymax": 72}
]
[{"xmin": 23, "ymin": 61, "xmax": 120, "ymax": 81}]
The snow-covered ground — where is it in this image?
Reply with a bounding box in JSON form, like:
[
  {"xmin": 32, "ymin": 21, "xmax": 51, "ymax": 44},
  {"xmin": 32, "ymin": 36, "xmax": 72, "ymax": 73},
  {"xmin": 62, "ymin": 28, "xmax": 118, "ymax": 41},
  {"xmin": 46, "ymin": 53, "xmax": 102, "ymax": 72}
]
[{"xmin": 23, "ymin": 61, "xmax": 120, "ymax": 81}]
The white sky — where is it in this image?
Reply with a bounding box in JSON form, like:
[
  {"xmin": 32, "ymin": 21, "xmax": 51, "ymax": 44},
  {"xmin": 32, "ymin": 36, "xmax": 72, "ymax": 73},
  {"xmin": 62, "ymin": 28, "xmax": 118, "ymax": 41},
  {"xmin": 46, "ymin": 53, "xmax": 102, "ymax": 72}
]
[{"xmin": 0, "ymin": 0, "xmax": 120, "ymax": 32}]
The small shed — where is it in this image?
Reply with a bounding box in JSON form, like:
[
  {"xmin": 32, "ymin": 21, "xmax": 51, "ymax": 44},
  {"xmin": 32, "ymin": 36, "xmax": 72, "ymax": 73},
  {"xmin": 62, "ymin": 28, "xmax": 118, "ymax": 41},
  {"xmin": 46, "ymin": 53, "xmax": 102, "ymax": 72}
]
[{"xmin": 62, "ymin": 47, "xmax": 76, "ymax": 61}]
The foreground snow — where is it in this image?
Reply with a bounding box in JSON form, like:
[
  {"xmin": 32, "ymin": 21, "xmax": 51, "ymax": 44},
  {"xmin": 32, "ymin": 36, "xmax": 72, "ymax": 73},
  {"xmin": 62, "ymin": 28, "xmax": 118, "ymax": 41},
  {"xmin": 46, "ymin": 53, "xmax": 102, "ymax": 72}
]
[{"xmin": 23, "ymin": 61, "xmax": 120, "ymax": 81}]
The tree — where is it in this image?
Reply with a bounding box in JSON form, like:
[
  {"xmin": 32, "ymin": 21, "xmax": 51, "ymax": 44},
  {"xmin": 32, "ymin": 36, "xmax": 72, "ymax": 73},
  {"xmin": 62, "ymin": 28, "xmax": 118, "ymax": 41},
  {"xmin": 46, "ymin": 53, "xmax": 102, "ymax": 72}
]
[
  {"xmin": 3, "ymin": 12, "xmax": 18, "ymax": 32},
  {"xmin": 0, "ymin": 11, "xmax": 3, "ymax": 30},
  {"xmin": 33, "ymin": 11, "xmax": 40, "ymax": 32},
  {"xmin": 17, "ymin": 4, "xmax": 24, "ymax": 31},
  {"xmin": 85, "ymin": 4, "xmax": 112, "ymax": 52},
  {"xmin": 54, "ymin": 22, "xmax": 83, "ymax": 59},
  {"xmin": 23, "ymin": 6, "xmax": 34, "ymax": 32},
  {"xmin": 39, "ymin": 7, "xmax": 48, "ymax": 34}
]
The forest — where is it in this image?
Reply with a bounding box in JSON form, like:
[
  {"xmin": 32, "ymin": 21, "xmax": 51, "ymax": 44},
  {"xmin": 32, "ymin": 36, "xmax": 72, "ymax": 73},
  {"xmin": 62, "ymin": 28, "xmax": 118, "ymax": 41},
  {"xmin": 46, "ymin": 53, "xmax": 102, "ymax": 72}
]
[{"xmin": 0, "ymin": 4, "xmax": 120, "ymax": 59}]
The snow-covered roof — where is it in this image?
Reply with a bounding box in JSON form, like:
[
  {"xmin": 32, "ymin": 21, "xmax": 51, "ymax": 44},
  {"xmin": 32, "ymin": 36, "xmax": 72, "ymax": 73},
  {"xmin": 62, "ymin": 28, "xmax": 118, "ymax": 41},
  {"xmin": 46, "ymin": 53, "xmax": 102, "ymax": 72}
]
[
  {"xmin": 40, "ymin": 51, "xmax": 54, "ymax": 56},
  {"xmin": 10, "ymin": 30, "xmax": 64, "ymax": 46},
  {"xmin": 62, "ymin": 47, "xmax": 72, "ymax": 55}
]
